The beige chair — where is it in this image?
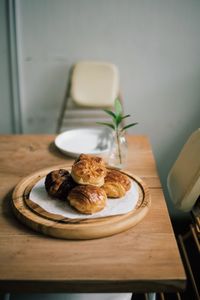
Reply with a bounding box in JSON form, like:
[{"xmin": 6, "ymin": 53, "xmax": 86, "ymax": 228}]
[
  {"xmin": 167, "ymin": 128, "xmax": 200, "ymax": 299},
  {"xmin": 167, "ymin": 128, "xmax": 200, "ymax": 212},
  {"xmin": 71, "ymin": 61, "xmax": 119, "ymax": 107},
  {"xmin": 57, "ymin": 61, "xmax": 120, "ymax": 133}
]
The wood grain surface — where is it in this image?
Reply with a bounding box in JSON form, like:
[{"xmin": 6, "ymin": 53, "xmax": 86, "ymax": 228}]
[
  {"xmin": 12, "ymin": 166, "xmax": 150, "ymax": 240},
  {"xmin": 0, "ymin": 135, "xmax": 186, "ymax": 293}
]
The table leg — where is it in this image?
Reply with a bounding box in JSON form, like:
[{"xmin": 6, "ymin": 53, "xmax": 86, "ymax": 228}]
[
  {"xmin": 3, "ymin": 294, "xmax": 10, "ymax": 300},
  {"xmin": 147, "ymin": 293, "xmax": 156, "ymax": 300}
]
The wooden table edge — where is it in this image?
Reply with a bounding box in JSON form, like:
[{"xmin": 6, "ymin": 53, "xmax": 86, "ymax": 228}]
[{"xmin": 0, "ymin": 278, "xmax": 187, "ymax": 293}]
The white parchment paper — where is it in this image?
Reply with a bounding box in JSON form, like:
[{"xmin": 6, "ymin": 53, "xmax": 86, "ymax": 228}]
[{"xmin": 30, "ymin": 178, "xmax": 139, "ymax": 219}]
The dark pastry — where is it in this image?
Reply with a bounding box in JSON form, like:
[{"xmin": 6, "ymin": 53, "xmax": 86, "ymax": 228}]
[{"xmin": 45, "ymin": 169, "xmax": 76, "ymax": 200}]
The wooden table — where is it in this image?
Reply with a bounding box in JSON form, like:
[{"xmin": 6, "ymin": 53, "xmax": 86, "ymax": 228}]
[{"xmin": 0, "ymin": 135, "xmax": 186, "ymax": 293}]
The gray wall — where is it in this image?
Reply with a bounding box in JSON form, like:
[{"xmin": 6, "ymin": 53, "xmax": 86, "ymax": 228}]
[
  {"xmin": 1, "ymin": 0, "xmax": 200, "ymax": 217},
  {"xmin": 0, "ymin": 0, "xmax": 13, "ymax": 133}
]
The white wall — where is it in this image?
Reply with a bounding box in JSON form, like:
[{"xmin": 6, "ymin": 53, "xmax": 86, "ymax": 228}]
[{"xmin": 1, "ymin": 0, "xmax": 200, "ymax": 217}]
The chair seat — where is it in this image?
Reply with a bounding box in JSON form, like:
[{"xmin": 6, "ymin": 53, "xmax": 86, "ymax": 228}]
[{"xmin": 58, "ymin": 96, "xmax": 112, "ymax": 132}]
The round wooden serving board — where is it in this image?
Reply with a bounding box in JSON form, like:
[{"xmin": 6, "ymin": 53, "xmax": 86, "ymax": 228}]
[{"xmin": 12, "ymin": 164, "xmax": 151, "ymax": 240}]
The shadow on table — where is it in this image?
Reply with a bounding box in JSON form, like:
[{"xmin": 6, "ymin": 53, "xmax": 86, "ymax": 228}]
[{"xmin": 48, "ymin": 142, "xmax": 74, "ymax": 162}]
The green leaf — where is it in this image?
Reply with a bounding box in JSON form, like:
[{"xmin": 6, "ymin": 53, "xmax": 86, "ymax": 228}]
[
  {"xmin": 121, "ymin": 122, "xmax": 138, "ymax": 131},
  {"xmin": 96, "ymin": 122, "xmax": 115, "ymax": 130},
  {"xmin": 114, "ymin": 98, "xmax": 122, "ymax": 117},
  {"xmin": 103, "ymin": 109, "xmax": 116, "ymax": 120},
  {"xmin": 121, "ymin": 114, "xmax": 131, "ymax": 120},
  {"xmin": 116, "ymin": 115, "xmax": 123, "ymax": 126}
]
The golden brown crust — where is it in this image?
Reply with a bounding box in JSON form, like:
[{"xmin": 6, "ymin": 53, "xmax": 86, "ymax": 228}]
[
  {"xmin": 71, "ymin": 154, "xmax": 107, "ymax": 186},
  {"xmin": 103, "ymin": 181, "xmax": 126, "ymax": 198},
  {"xmin": 75, "ymin": 153, "xmax": 105, "ymax": 165},
  {"xmin": 68, "ymin": 185, "xmax": 107, "ymax": 214},
  {"xmin": 102, "ymin": 169, "xmax": 131, "ymax": 198},
  {"xmin": 106, "ymin": 169, "xmax": 131, "ymax": 191}
]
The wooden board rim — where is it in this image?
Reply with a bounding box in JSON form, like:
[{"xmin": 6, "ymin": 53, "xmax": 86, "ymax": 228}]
[{"xmin": 12, "ymin": 164, "xmax": 151, "ymax": 240}]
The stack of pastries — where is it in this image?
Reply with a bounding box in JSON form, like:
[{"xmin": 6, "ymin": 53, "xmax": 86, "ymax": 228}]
[{"xmin": 45, "ymin": 154, "xmax": 131, "ymax": 214}]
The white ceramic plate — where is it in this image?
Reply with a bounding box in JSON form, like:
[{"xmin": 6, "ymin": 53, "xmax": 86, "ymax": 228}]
[{"xmin": 55, "ymin": 128, "xmax": 112, "ymax": 157}]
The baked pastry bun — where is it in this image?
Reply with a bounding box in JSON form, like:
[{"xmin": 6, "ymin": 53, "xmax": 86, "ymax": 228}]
[
  {"xmin": 102, "ymin": 169, "xmax": 131, "ymax": 198},
  {"xmin": 45, "ymin": 169, "xmax": 76, "ymax": 200},
  {"xmin": 75, "ymin": 153, "xmax": 105, "ymax": 165},
  {"xmin": 71, "ymin": 154, "xmax": 107, "ymax": 186},
  {"xmin": 68, "ymin": 185, "xmax": 107, "ymax": 214}
]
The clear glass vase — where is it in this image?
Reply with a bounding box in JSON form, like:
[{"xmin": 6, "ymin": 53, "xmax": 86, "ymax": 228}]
[{"xmin": 108, "ymin": 129, "xmax": 128, "ymax": 169}]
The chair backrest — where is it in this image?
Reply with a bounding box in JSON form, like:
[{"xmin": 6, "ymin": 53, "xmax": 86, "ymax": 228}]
[
  {"xmin": 70, "ymin": 61, "xmax": 119, "ymax": 107},
  {"xmin": 167, "ymin": 129, "xmax": 200, "ymax": 212},
  {"xmin": 57, "ymin": 61, "xmax": 121, "ymax": 133}
]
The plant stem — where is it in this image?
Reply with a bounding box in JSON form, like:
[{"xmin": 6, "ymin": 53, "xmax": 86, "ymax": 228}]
[{"xmin": 116, "ymin": 129, "xmax": 122, "ymax": 164}]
